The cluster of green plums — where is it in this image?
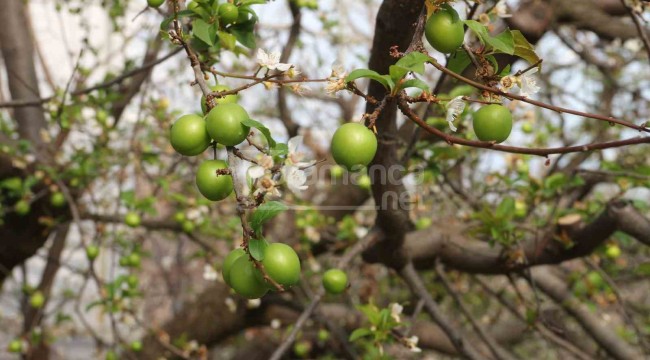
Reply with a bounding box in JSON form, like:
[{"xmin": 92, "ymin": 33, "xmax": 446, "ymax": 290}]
[
  {"xmin": 170, "ymin": 86, "xmax": 249, "ymax": 201},
  {"xmin": 222, "ymin": 243, "xmax": 301, "ymax": 299},
  {"xmin": 147, "ymin": 0, "xmax": 244, "ymax": 27},
  {"xmin": 425, "ymin": 7, "xmax": 515, "ymax": 143}
]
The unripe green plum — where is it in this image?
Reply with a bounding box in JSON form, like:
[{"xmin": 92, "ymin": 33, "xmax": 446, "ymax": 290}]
[
  {"xmin": 472, "ymin": 104, "xmax": 513, "ymax": 143},
  {"xmin": 261, "ymin": 243, "xmax": 301, "ymax": 287},
  {"xmin": 322, "ymin": 269, "xmax": 348, "ymax": 294},
  {"xmin": 124, "ymin": 212, "xmax": 141, "ymax": 228},
  {"xmin": 331, "ymin": 123, "xmax": 377, "ymax": 171},
  {"xmin": 50, "ymin": 192, "xmax": 66, "ymax": 207},
  {"xmin": 170, "ymin": 114, "xmax": 211, "ymax": 156},
  {"xmin": 205, "ymin": 103, "xmax": 250, "ymax": 146},
  {"xmin": 425, "ymin": 7, "xmax": 465, "ymax": 53},
  {"xmin": 147, "ymin": 0, "xmax": 165, "ymax": 8},
  {"xmin": 222, "ymin": 248, "xmax": 246, "ymax": 286},
  {"xmin": 218, "ymin": 3, "xmax": 239, "ymax": 25},
  {"xmin": 195, "ymin": 159, "xmax": 234, "ymax": 201},
  {"xmin": 201, "ymin": 84, "xmax": 238, "ymax": 114},
  {"xmin": 229, "ymin": 256, "xmax": 268, "ymax": 299},
  {"xmin": 86, "ymin": 245, "xmax": 100, "ymax": 261},
  {"xmin": 15, "ymin": 200, "xmax": 30, "ymax": 216}
]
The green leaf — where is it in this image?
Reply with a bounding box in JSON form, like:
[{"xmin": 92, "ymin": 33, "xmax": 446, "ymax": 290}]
[
  {"xmin": 488, "ymin": 30, "xmax": 515, "ymax": 55},
  {"xmin": 192, "ymin": 19, "xmax": 214, "ymax": 46},
  {"xmin": 241, "ymin": 118, "xmax": 276, "ymax": 148},
  {"xmin": 345, "ymin": 69, "xmax": 392, "ymax": 90},
  {"xmin": 240, "ymin": 0, "xmax": 266, "ymax": 4},
  {"xmin": 447, "ymin": 49, "xmax": 472, "ymax": 75},
  {"xmin": 499, "ymin": 64, "xmax": 512, "ymax": 77},
  {"xmin": 349, "ymin": 328, "xmax": 373, "ymax": 341},
  {"xmin": 464, "ymin": 21, "xmax": 514, "ymax": 55},
  {"xmin": 394, "ymin": 52, "xmax": 431, "ymax": 75},
  {"xmin": 218, "ymin": 31, "xmax": 236, "ymax": 50},
  {"xmin": 250, "ymin": 201, "xmax": 288, "ymax": 236},
  {"xmin": 399, "ymin": 78, "xmax": 430, "ymax": 93},
  {"xmin": 249, "ymin": 238, "xmax": 268, "ymax": 261},
  {"xmin": 464, "ymin": 20, "xmax": 489, "ymax": 45},
  {"xmin": 271, "ymin": 143, "xmax": 289, "ymax": 156},
  {"xmin": 512, "ymin": 30, "xmax": 541, "ymax": 66},
  {"xmin": 231, "ymin": 27, "xmax": 256, "ymax": 49},
  {"xmin": 496, "ymin": 197, "xmax": 515, "ymax": 218}
]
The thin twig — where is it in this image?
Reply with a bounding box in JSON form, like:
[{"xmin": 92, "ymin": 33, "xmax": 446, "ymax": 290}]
[{"xmin": 435, "ymin": 260, "xmax": 516, "ymax": 360}]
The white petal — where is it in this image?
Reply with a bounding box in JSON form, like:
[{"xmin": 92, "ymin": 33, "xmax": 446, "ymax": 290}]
[
  {"xmin": 256, "ymin": 48, "xmax": 269, "ymax": 66},
  {"xmin": 275, "ymin": 63, "xmax": 292, "ymax": 72},
  {"xmin": 288, "ymin": 135, "xmax": 304, "ymax": 155},
  {"xmin": 445, "ymin": 96, "xmax": 465, "ymax": 132},
  {"xmin": 248, "ymin": 165, "xmax": 265, "ymax": 179}
]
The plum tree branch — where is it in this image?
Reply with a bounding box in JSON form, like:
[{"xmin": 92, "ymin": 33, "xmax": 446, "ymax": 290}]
[{"xmin": 397, "ymin": 96, "xmax": 650, "ymax": 157}]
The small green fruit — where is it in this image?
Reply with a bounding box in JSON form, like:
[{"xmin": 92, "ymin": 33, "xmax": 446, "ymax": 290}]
[
  {"xmin": 182, "ymin": 220, "xmax": 195, "ymax": 233},
  {"xmin": 222, "ymin": 248, "xmax": 246, "ymax": 286},
  {"xmin": 262, "ymin": 243, "xmax": 301, "ymax": 287},
  {"xmin": 322, "ymin": 269, "xmax": 348, "ymax": 294},
  {"xmin": 128, "ymin": 253, "xmax": 141, "ymax": 268},
  {"xmin": 174, "ymin": 211, "xmax": 186, "ymax": 223},
  {"xmin": 356, "ymin": 174, "xmax": 371, "ymax": 191},
  {"xmin": 200, "ymin": 84, "xmax": 238, "ymax": 114},
  {"xmin": 605, "ymin": 245, "xmax": 621, "ymax": 259},
  {"xmin": 293, "ymin": 340, "xmax": 311, "ymax": 358},
  {"xmin": 472, "ymin": 104, "xmax": 513, "ymax": 143},
  {"xmin": 330, "ymin": 123, "xmax": 377, "ymax": 171},
  {"xmin": 50, "ymin": 192, "xmax": 66, "ymax": 207},
  {"xmin": 127, "ymin": 275, "xmax": 139, "ymax": 288},
  {"xmin": 30, "ymin": 291, "xmax": 45, "ymax": 308},
  {"xmin": 218, "ymin": 3, "xmax": 239, "ymax": 25},
  {"xmin": 7, "ymin": 339, "xmax": 22, "ymax": 353},
  {"xmin": 14, "ymin": 200, "xmax": 30, "ymax": 216},
  {"xmin": 130, "ymin": 340, "xmax": 143, "ymax": 352},
  {"xmin": 229, "ymin": 256, "xmax": 268, "ymax": 299},
  {"xmin": 195, "ymin": 160, "xmax": 234, "ymax": 201},
  {"xmin": 170, "ymin": 114, "xmax": 211, "ymax": 156},
  {"xmin": 415, "ymin": 217, "xmax": 432, "ymax": 230},
  {"xmin": 330, "ymin": 165, "xmax": 344, "ymax": 179},
  {"xmin": 86, "ymin": 245, "xmax": 100, "ymax": 260},
  {"xmin": 425, "ymin": 6, "xmax": 465, "ymax": 53},
  {"xmin": 147, "ymin": 0, "xmax": 165, "ymax": 7},
  {"xmin": 124, "ymin": 212, "xmax": 141, "ymax": 228},
  {"xmin": 205, "ymin": 103, "xmax": 250, "ymax": 146}
]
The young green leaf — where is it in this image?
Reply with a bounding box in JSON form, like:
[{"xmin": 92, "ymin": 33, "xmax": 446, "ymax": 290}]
[
  {"xmin": 512, "ymin": 30, "xmax": 541, "ymax": 66},
  {"xmin": 345, "ymin": 69, "xmax": 393, "ymax": 90},
  {"xmin": 349, "ymin": 328, "xmax": 373, "ymax": 341},
  {"xmin": 250, "ymin": 201, "xmax": 288, "ymax": 236},
  {"xmin": 192, "ymin": 19, "xmax": 215, "ymax": 46},
  {"xmin": 248, "ymin": 238, "xmax": 269, "ymax": 261},
  {"xmin": 241, "ymin": 118, "xmax": 276, "ymax": 148},
  {"xmin": 447, "ymin": 49, "xmax": 472, "ymax": 75},
  {"xmin": 399, "ymin": 78, "xmax": 430, "ymax": 93}
]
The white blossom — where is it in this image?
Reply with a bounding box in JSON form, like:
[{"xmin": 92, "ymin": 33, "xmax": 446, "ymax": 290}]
[
  {"xmin": 445, "ymin": 96, "xmax": 466, "ymax": 132},
  {"xmin": 247, "ymin": 299, "xmax": 261, "ymax": 309},
  {"xmin": 390, "ymin": 303, "xmax": 403, "ymax": 323},
  {"xmin": 257, "ymin": 49, "xmax": 292, "ymax": 72},
  {"xmin": 494, "ymin": 0, "xmax": 512, "ymax": 18},
  {"xmin": 325, "ymin": 64, "xmax": 348, "ymax": 96},
  {"xmin": 517, "ymin": 67, "xmax": 540, "ymax": 97},
  {"xmin": 202, "ymin": 264, "xmax": 218, "ymax": 281},
  {"xmin": 225, "ymin": 297, "xmax": 237, "ymax": 313},
  {"xmin": 282, "ymin": 165, "xmax": 308, "ymax": 194},
  {"xmin": 405, "ymin": 336, "xmax": 421, "ymax": 353},
  {"xmin": 270, "ymin": 319, "xmax": 281, "ymax": 329},
  {"xmin": 287, "ymin": 136, "xmax": 316, "ymax": 167}
]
